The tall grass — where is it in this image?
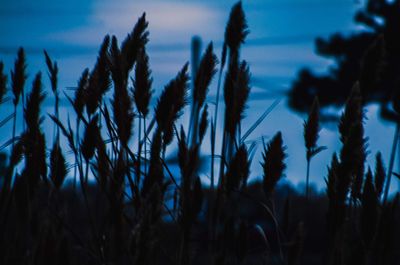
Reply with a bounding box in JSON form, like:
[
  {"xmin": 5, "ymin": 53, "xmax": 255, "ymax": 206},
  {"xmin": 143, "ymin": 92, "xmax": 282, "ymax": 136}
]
[{"xmin": 0, "ymin": 1, "xmax": 399, "ymax": 265}]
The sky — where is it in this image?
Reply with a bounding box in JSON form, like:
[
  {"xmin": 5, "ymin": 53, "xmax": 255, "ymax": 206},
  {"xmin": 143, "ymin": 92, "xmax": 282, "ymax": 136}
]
[{"xmin": 0, "ymin": 0, "xmax": 397, "ymax": 192}]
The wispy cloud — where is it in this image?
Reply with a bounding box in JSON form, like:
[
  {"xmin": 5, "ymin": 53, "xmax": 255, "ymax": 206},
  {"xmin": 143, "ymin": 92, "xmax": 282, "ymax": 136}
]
[{"xmin": 47, "ymin": 1, "xmax": 223, "ymax": 46}]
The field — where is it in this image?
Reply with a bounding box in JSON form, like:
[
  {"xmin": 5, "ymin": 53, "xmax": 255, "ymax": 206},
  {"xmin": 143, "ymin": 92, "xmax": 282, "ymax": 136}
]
[{"xmin": 0, "ymin": 1, "xmax": 399, "ymax": 264}]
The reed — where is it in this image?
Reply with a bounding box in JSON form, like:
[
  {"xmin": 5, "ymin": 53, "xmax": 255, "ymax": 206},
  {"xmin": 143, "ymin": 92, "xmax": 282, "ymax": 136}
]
[
  {"xmin": 132, "ymin": 46, "xmax": 153, "ymax": 185},
  {"xmin": 261, "ymin": 132, "xmax": 287, "ymax": 197},
  {"xmin": 44, "ymin": 50, "xmax": 60, "ymax": 142},
  {"xmin": 86, "ymin": 35, "xmax": 111, "ymax": 118},
  {"xmin": 11, "ymin": 48, "xmax": 27, "ymax": 149},
  {"xmin": 374, "ymin": 152, "xmax": 386, "ymax": 199},
  {"xmin": 154, "ymin": 63, "xmax": 189, "ymax": 147},
  {"xmin": 188, "ymin": 43, "xmax": 217, "ymax": 147},
  {"xmin": 0, "ymin": 2, "xmax": 399, "ymax": 264},
  {"xmin": 303, "ymin": 97, "xmax": 325, "ymax": 199},
  {"xmin": 49, "ymin": 141, "xmax": 68, "ymax": 190}
]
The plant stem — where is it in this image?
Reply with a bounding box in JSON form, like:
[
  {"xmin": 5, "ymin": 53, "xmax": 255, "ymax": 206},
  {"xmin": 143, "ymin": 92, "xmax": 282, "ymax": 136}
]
[
  {"xmin": 54, "ymin": 92, "xmax": 60, "ymax": 144},
  {"xmin": 73, "ymin": 119, "xmax": 80, "ymax": 190},
  {"xmin": 383, "ymin": 121, "xmax": 400, "ymax": 204},
  {"xmin": 306, "ymin": 158, "xmax": 311, "ymax": 200},
  {"xmin": 211, "ymin": 62, "xmax": 224, "ymax": 189},
  {"xmin": 12, "ymin": 104, "xmax": 17, "ymax": 150},
  {"xmin": 21, "ymin": 90, "xmax": 25, "ymax": 131},
  {"xmin": 144, "ymin": 117, "xmax": 148, "ymax": 175},
  {"xmin": 136, "ymin": 115, "xmax": 142, "ymax": 186}
]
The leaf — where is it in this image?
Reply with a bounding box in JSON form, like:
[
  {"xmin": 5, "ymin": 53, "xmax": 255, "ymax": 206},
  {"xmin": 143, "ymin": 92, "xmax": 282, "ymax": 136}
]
[
  {"xmin": 392, "ymin": 172, "xmax": 400, "ymax": 181},
  {"xmin": 310, "ymin": 146, "xmax": 328, "ymax": 158},
  {"xmin": 241, "ymin": 98, "xmax": 281, "ymax": 143},
  {"xmin": 0, "ymin": 113, "xmax": 14, "ymax": 128}
]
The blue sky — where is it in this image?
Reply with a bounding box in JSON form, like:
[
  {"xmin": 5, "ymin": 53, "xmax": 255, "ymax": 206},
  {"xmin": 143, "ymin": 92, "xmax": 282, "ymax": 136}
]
[{"xmin": 0, "ymin": 0, "xmax": 396, "ymax": 192}]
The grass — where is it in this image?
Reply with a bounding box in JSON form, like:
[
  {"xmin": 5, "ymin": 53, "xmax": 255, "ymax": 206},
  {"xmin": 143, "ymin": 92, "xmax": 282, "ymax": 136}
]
[{"xmin": 0, "ymin": 1, "xmax": 400, "ymax": 264}]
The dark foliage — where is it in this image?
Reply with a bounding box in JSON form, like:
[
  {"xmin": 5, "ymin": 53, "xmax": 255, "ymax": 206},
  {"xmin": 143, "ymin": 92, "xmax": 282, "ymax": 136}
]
[
  {"xmin": 1, "ymin": 2, "xmax": 399, "ymax": 265},
  {"xmin": 288, "ymin": 0, "xmax": 399, "ymax": 122}
]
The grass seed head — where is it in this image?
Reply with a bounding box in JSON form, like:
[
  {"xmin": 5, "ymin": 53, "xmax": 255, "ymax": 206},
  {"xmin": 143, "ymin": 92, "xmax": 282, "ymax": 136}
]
[
  {"xmin": 81, "ymin": 115, "xmax": 99, "ymax": 162},
  {"xmin": 49, "ymin": 141, "xmax": 68, "ymax": 190},
  {"xmin": 193, "ymin": 42, "xmax": 218, "ymax": 107},
  {"xmin": 261, "ymin": 132, "xmax": 287, "ymax": 197},
  {"xmin": 374, "ymin": 152, "xmax": 386, "ymax": 199},
  {"xmin": 44, "ymin": 50, "xmax": 58, "ymax": 94},
  {"xmin": 304, "ymin": 97, "xmax": 320, "ymax": 159},
  {"xmin": 11, "ymin": 47, "xmax": 27, "ymax": 106},
  {"xmin": 133, "ymin": 47, "xmax": 153, "ymax": 117},
  {"xmin": 225, "ymin": 1, "xmax": 249, "ymax": 54}
]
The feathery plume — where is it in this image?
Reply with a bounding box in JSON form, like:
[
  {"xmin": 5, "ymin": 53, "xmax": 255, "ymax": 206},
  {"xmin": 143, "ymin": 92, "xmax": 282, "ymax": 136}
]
[
  {"xmin": 193, "ymin": 42, "xmax": 218, "ymax": 107},
  {"xmin": 304, "ymin": 97, "xmax": 323, "ymax": 160},
  {"xmin": 44, "ymin": 50, "xmax": 58, "ymax": 94},
  {"xmin": 24, "ymin": 72, "xmax": 46, "ymax": 132},
  {"xmin": 224, "ymin": 1, "xmax": 249, "ymax": 55},
  {"xmin": 225, "ymin": 144, "xmax": 249, "ymax": 194},
  {"xmin": 133, "ymin": 47, "xmax": 153, "ymax": 117},
  {"xmin": 49, "ymin": 142, "xmax": 68, "ymax": 190},
  {"xmin": 374, "ymin": 152, "xmax": 386, "ymax": 199},
  {"xmin": 109, "ymin": 36, "xmax": 125, "ymax": 91},
  {"xmin": 261, "ymin": 132, "xmax": 287, "ymax": 196},
  {"xmin": 11, "ymin": 47, "xmax": 27, "ymax": 106},
  {"xmin": 339, "ymin": 122, "xmax": 366, "ymax": 202},
  {"xmin": 303, "ymin": 97, "xmax": 325, "ymax": 198},
  {"xmin": 81, "ymin": 115, "xmax": 99, "ymax": 162},
  {"xmin": 73, "ymin": 68, "xmax": 89, "ymax": 119},
  {"xmin": 23, "ymin": 73, "xmax": 47, "ymax": 187},
  {"xmin": 224, "ymin": 60, "xmax": 251, "ymax": 136},
  {"xmin": 110, "ymin": 37, "xmax": 134, "ymax": 146},
  {"xmin": 121, "ymin": 13, "xmax": 149, "ymax": 73},
  {"xmin": 155, "ymin": 63, "xmax": 189, "ymax": 145},
  {"xmin": 86, "ymin": 35, "xmax": 111, "ymax": 116},
  {"xmin": 338, "ymin": 83, "xmax": 367, "ymax": 201},
  {"xmin": 235, "ymin": 61, "xmax": 251, "ymax": 122}
]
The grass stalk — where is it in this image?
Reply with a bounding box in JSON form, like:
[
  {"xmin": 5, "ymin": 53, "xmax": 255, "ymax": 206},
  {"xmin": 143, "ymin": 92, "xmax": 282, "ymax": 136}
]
[
  {"xmin": 306, "ymin": 158, "xmax": 311, "ymax": 200},
  {"xmin": 383, "ymin": 121, "xmax": 400, "ymax": 204}
]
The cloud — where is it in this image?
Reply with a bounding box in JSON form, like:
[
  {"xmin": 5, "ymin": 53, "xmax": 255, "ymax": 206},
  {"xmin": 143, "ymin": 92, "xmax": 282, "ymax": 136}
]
[{"xmin": 47, "ymin": 0, "xmax": 223, "ymax": 46}]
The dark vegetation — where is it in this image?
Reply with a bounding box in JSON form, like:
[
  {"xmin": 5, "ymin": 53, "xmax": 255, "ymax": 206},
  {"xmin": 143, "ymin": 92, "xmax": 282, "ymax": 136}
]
[
  {"xmin": 1, "ymin": 1, "xmax": 400, "ymax": 264},
  {"xmin": 288, "ymin": 0, "xmax": 400, "ymax": 122}
]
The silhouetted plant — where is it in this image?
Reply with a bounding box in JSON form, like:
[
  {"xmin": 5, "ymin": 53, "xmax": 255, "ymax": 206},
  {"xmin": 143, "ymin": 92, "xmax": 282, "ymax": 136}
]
[
  {"xmin": 261, "ymin": 132, "xmax": 287, "ymax": 197},
  {"xmin": 303, "ymin": 97, "xmax": 325, "ymax": 199},
  {"xmin": 0, "ymin": 2, "xmax": 399, "ymax": 265},
  {"xmin": 11, "ymin": 48, "xmax": 27, "ymax": 149}
]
